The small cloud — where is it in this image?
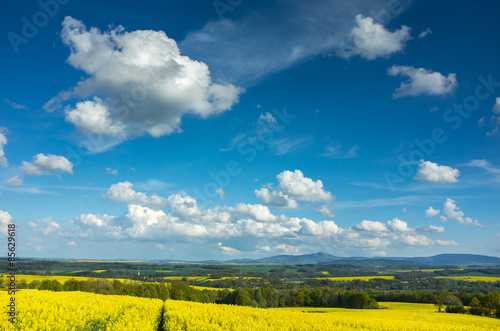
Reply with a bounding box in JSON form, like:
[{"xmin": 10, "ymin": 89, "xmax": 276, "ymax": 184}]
[
  {"xmin": 0, "ymin": 131, "xmax": 8, "ymax": 167},
  {"xmin": 216, "ymin": 187, "xmax": 225, "ymax": 200},
  {"xmin": 65, "ymin": 240, "xmax": 77, "ymax": 246},
  {"xmin": 3, "ymin": 98, "xmax": 27, "ymax": 110},
  {"xmin": 388, "ymin": 66, "xmax": 458, "ymax": 98},
  {"xmin": 322, "ymin": 142, "xmax": 358, "ymax": 159},
  {"xmin": 21, "ymin": 154, "xmax": 73, "ymax": 176},
  {"xmin": 218, "ymin": 242, "xmax": 241, "ymax": 256},
  {"xmin": 3, "ymin": 176, "xmax": 23, "ymax": 186},
  {"xmin": 105, "ymin": 181, "xmax": 167, "ymax": 207},
  {"xmin": 28, "ymin": 216, "xmax": 61, "ymax": 235},
  {"xmin": 443, "ymin": 198, "xmax": 483, "ymax": 227},
  {"xmin": 338, "ymin": 15, "xmax": 411, "ymax": 60},
  {"xmin": 418, "ymin": 28, "xmax": 432, "ymax": 39},
  {"xmin": 156, "ymin": 244, "xmax": 166, "ymax": 250},
  {"xmin": 425, "ymin": 207, "xmax": 440, "ymax": 217},
  {"xmin": 429, "ymin": 107, "xmax": 438, "ymax": 112},
  {"xmin": 105, "ymin": 168, "xmax": 118, "ymax": 175},
  {"xmin": 493, "ymin": 98, "xmax": 500, "ymax": 114},
  {"xmin": 414, "ymin": 160, "xmax": 460, "ymax": 183},
  {"xmin": 315, "ymin": 203, "xmax": 335, "ymax": 218}
]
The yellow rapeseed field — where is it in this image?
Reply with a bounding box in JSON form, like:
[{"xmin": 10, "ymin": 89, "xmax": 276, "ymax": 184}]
[
  {"xmin": 314, "ymin": 275, "xmax": 395, "ymax": 281},
  {"xmin": 435, "ymin": 276, "xmax": 500, "ymax": 282},
  {"xmin": 162, "ymin": 300, "xmax": 500, "ymax": 330},
  {"xmin": 0, "ymin": 290, "xmax": 163, "ymax": 330},
  {"xmin": 1, "ymin": 274, "xmax": 139, "ymax": 285}
]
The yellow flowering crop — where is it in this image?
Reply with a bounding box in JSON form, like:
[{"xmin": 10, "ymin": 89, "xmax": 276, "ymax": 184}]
[
  {"xmin": 313, "ymin": 275, "xmax": 395, "ymax": 281},
  {"xmin": 435, "ymin": 276, "xmax": 500, "ymax": 282},
  {"xmin": 0, "ymin": 290, "xmax": 162, "ymax": 331},
  {"xmin": 162, "ymin": 300, "xmax": 500, "ymax": 331}
]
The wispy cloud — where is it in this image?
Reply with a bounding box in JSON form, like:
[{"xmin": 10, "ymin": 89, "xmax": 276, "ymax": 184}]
[
  {"xmin": 3, "ymin": 98, "xmax": 27, "ymax": 110},
  {"xmin": 464, "ymin": 159, "xmax": 500, "ymax": 182},
  {"xmin": 269, "ymin": 137, "xmax": 312, "ymax": 155},
  {"xmin": 322, "ymin": 142, "xmax": 359, "ymax": 159},
  {"xmin": 181, "ymin": 0, "xmax": 413, "ymax": 86}
]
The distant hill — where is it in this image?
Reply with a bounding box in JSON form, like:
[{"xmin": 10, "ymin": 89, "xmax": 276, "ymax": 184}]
[
  {"xmin": 7, "ymin": 253, "xmax": 500, "ymax": 267},
  {"xmin": 229, "ymin": 252, "xmax": 342, "ymax": 265},
  {"xmin": 218, "ymin": 253, "xmax": 500, "ymax": 267},
  {"xmin": 404, "ymin": 254, "xmax": 500, "ymax": 267}
]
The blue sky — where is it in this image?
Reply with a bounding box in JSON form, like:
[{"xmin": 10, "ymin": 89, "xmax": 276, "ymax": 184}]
[{"xmin": 1, "ymin": 0, "xmax": 499, "ymax": 260}]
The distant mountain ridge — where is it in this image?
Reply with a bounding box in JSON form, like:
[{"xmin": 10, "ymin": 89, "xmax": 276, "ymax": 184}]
[
  {"xmin": 216, "ymin": 253, "xmax": 500, "ymax": 267},
  {"xmin": 5, "ymin": 253, "xmax": 500, "ymax": 267}
]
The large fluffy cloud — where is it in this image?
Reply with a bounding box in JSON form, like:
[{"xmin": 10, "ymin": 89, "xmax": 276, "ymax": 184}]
[
  {"xmin": 414, "ymin": 160, "xmax": 460, "ymax": 183},
  {"xmin": 338, "ymin": 14, "xmax": 411, "ymax": 60},
  {"xmin": 45, "ymin": 16, "xmax": 242, "ymax": 142},
  {"xmin": 388, "ymin": 65, "xmax": 458, "ymax": 98},
  {"xmin": 21, "ymin": 154, "xmax": 73, "ymax": 176},
  {"xmin": 105, "ymin": 181, "xmax": 167, "ymax": 207}
]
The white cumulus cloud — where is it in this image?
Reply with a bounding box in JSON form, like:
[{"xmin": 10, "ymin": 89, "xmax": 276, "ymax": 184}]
[
  {"xmin": 388, "ymin": 66, "xmax": 458, "ymax": 98},
  {"xmin": 21, "ymin": 154, "xmax": 73, "ymax": 176},
  {"xmin": 0, "ymin": 131, "xmax": 7, "ymax": 167},
  {"xmin": 339, "ymin": 15, "xmax": 411, "ymax": 60},
  {"xmin": 65, "ymin": 98, "xmax": 126, "ymax": 137},
  {"xmin": 443, "ymin": 198, "xmax": 483, "ymax": 227},
  {"xmin": 354, "ymin": 220, "xmax": 388, "ymax": 232},
  {"xmin": 28, "ymin": 217, "xmax": 61, "ymax": 236},
  {"xmin": 105, "ymin": 181, "xmax": 167, "ymax": 207},
  {"xmin": 229, "ymin": 203, "xmax": 277, "ymax": 222},
  {"xmin": 277, "ymin": 170, "xmax": 334, "ymax": 203},
  {"xmin": 314, "ymin": 204, "xmax": 335, "ymax": 218},
  {"xmin": 45, "ymin": 16, "xmax": 242, "ymax": 142},
  {"xmin": 3, "ymin": 176, "xmax": 23, "ymax": 186},
  {"xmin": 425, "ymin": 207, "xmax": 440, "ymax": 217},
  {"xmin": 493, "ymin": 98, "xmax": 500, "ymax": 114},
  {"xmin": 387, "ymin": 218, "xmax": 410, "ymax": 232},
  {"xmin": 0, "ymin": 210, "xmax": 12, "ymax": 235},
  {"xmin": 415, "ymin": 160, "xmax": 460, "ymax": 183}
]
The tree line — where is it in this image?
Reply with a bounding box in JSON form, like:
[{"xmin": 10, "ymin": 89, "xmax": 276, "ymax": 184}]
[
  {"xmin": 17, "ymin": 278, "xmax": 379, "ymax": 309},
  {"xmin": 12, "ymin": 278, "xmax": 500, "ymax": 317}
]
